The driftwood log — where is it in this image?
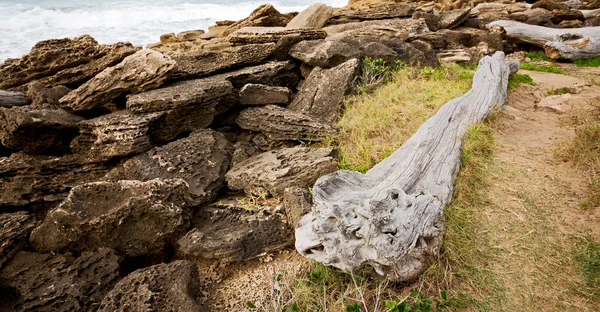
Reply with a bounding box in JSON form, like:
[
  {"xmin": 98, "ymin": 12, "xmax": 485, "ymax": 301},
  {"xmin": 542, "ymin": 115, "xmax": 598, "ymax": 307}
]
[
  {"xmin": 488, "ymin": 20, "xmax": 600, "ymax": 60},
  {"xmin": 0, "ymin": 90, "xmax": 31, "ymax": 107},
  {"xmin": 295, "ymin": 52, "xmax": 516, "ymax": 282}
]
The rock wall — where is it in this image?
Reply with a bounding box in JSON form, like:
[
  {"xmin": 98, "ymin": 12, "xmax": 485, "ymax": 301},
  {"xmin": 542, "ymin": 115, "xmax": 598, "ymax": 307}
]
[{"xmin": 0, "ymin": 0, "xmax": 596, "ymax": 310}]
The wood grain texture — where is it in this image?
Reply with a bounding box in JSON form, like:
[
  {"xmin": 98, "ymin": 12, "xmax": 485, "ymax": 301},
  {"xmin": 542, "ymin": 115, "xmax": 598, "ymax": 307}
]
[
  {"xmin": 295, "ymin": 51, "xmax": 514, "ymax": 282},
  {"xmin": 488, "ymin": 20, "xmax": 600, "ymax": 59}
]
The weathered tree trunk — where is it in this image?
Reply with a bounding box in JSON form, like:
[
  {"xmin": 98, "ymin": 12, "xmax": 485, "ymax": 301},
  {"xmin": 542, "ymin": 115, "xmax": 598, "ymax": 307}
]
[
  {"xmin": 0, "ymin": 90, "xmax": 30, "ymax": 107},
  {"xmin": 488, "ymin": 20, "xmax": 600, "ymax": 59},
  {"xmin": 295, "ymin": 52, "xmax": 516, "ymax": 282}
]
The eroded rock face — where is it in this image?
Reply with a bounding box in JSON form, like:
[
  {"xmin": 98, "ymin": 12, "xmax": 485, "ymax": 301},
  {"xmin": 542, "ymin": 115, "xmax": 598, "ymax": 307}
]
[
  {"xmin": 0, "ymin": 106, "xmax": 82, "ymax": 154},
  {"xmin": 70, "ymin": 110, "xmax": 164, "ymax": 160},
  {"xmin": 324, "ymin": 18, "xmax": 430, "ymax": 39},
  {"xmin": 26, "ymin": 82, "xmax": 71, "ymax": 108},
  {"xmin": 105, "ymin": 130, "xmax": 233, "ymax": 206},
  {"xmin": 290, "ymin": 38, "xmax": 397, "ymax": 68},
  {"xmin": 30, "ymin": 179, "xmax": 191, "ymax": 258},
  {"xmin": 210, "ymin": 61, "xmax": 299, "ymax": 89},
  {"xmin": 177, "ymin": 198, "xmax": 293, "ymax": 262},
  {"xmin": 332, "ymin": 2, "xmax": 415, "ymax": 21},
  {"xmin": 287, "ymin": 3, "xmax": 334, "ymax": 28},
  {"xmin": 0, "ymin": 153, "xmax": 118, "ymax": 209},
  {"xmin": 438, "ymin": 8, "xmax": 471, "ymax": 29},
  {"xmin": 98, "ymin": 260, "xmax": 205, "ymax": 312},
  {"xmin": 0, "ymin": 249, "xmax": 121, "ymax": 312},
  {"xmin": 59, "ymin": 49, "xmax": 175, "ymax": 112},
  {"xmin": 0, "ymin": 35, "xmax": 137, "ymax": 90},
  {"xmin": 288, "ymin": 58, "xmax": 359, "ymax": 122},
  {"xmin": 168, "ymin": 43, "xmax": 276, "ymax": 81},
  {"xmin": 225, "ymin": 147, "xmax": 338, "ymax": 197},
  {"xmin": 0, "ymin": 212, "xmax": 36, "ymax": 269},
  {"xmin": 229, "ymin": 27, "xmax": 327, "ymax": 45},
  {"xmin": 239, "ymin": 83, "xmax": 291, "ymax": 105},
  {"xmin": 221, "ymin": 4, "xmax": 291, "ymax": 37},
  {"xmin": 236, "ymin": 105, "xmax": 339, "ymax": 142},
  {"xmin": 283, "ymin": 187, "xmax": 313, "ymax": 228}
]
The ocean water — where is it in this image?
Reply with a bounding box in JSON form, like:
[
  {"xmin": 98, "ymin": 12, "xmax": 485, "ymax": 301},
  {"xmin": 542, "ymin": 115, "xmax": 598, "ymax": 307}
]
[{"xmin": 0, "ymin": 0, "xmax": 347, "ymax": 62}]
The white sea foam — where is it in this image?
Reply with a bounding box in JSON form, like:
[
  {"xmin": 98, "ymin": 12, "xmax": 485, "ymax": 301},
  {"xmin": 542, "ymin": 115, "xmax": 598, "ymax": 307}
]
[{"xmin": 0, "ymin": 0, "xmax": 347, "ymax": 62}]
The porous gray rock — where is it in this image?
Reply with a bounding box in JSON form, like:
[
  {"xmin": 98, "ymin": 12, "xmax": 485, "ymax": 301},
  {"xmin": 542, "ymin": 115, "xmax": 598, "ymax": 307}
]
[
  {"xmin": 229, "ymin": 27, "xmax": 327, "ymax": 45},
  {"xmin": 239, "ymin": 83, "xmax": 291, "ymax": 105},
  {"xmin": 30, "ymin": 179, "xmax": 191, "ymax": 258},
  {"xmin": 0, "ymin": 153, "xmax": 118, "ymax": 209},
  {"xmin": 168, "ymin": 43, "xmax": 277, "ymax": 81},
  {"xmin": 236, "ymin": 105, "xmax": 339, "ymax": 142},
  {"xmin": 290, "ymin": 38, "xmax": 397, "ymax": 68},
  {"xmin": 0, "ymin": 106, "xmax": 82, "ymax": 154},
  {"xmin": 438, "ymin": 8, "xmax": 471, "ymax": 29},
  {"xmin": 26, "ymin": 82, "xmax": 71, "ymax": 108},
  {"xmin": 231, "ymin": 141, "xmax": 261, "ymax": 166},
  {"xmin": 0, "ymin": 249, "xmax": 121, "ymax": 312},
  {"xmin": 0, "ymin": 90, "xmax": 30, "ymax": 107},
  {"xmin": 176, "ymin": 198, "xmax": 293, "ymax": 262},
  {"xmin": 225, "ymin": 147, "xmax": 338, "ymax": 197},
  {"xmin": 105, "ymin": 130, "xmax": 233, "ymax": 206},
  {"xmin": 98, "ymin": 260, "xmax": 205, "ymax": 312},
  {"xmin": 286, "ymin": 3, "xmax": 334, "ymax": 28},
  {"xmin": 295, "ymin": 52, "xmax": 513, "ymax": 282},
  {"xmin": 211, "ymin": 61, "xmax": 299, "ymax": 89},
  {"xmin": 283, "ymin": 187, "xmax": 313, "ymax": 228},
  {"xmin": 0, "ymin": 35, "xmax": 137, "ymax": 90},
  {"xmin": 221, "ymin": 4, "xmax": 291, "ymax": 37},
  {"xmin": 70, "ymin": 110, "xmax": 164, "ymax": 160},
  {"xmin": 0, "ymin": 212, "xmax": 36, "ymax": 269},
  {"xmin": 59, "ymin": 49, "xmax": 175, "ymax": 112},
  {"xmin": 288, "ymin": 58, "xmax": 359, "ymax": 122},
  {"xmin": 324, "ymin": 18, "xmax": 430, "ymax": 39}
]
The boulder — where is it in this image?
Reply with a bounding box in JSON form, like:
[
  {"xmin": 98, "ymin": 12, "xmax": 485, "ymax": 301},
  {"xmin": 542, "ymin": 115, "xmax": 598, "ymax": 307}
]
[
  {"xmin": 0, "ymin": 212, "xmax": 36, "ymax": 269},
  {"xmin": 105, "ymin": 130, "xmax": 233, "ymax": 206},
  {"xmin": 413, "ymin": 11, "xmax": 440, "ymax": 31},
  {"xmin": 160, "ymin": 33, "xmax": 178, "ymax": 44},
  {"xmin": 438, "ymin": 8, "xmax": 471, "ymax": 29},
  {"xmin": 0, "ymin": 35, "xmax": 137, "ymax": 90},
  {"xmin": 221, "ymin": 4, "xmax": 291, "ymax": 37},
  {"xmin": 0, "ymin": 249, "xmax": 121, "ymax": 312},
  {"xmin": 168, "ymin": 43, "xmax": 276, "ymax": 81},
  {"xmin": 551, "ymin": 9, "xmax": 584, "ymax": 23},
  {"xmin": 283, "ymin": 187, "xmax": 313, "ymax": 228},
  {"xmin": 239, "ymin": 83, "xmax": 291, "ymax": 105},
  {"xmin": 0, "ymin": 153, "xmax": 118, "ymax": 209},
  {"xmin": 0, "ymin": 90, "xmax": 30, "ymax": 108},
  {"xmin": 510, "ymin": 8, "xmax": 554, "ymax": 25},
  {"xmin": 26, "ymin": 82, "xmax": 71, "ymax": 108},
  {"xmin": 288, "ymin": 58, "xmax": 359, "ymax": 123},
  {"xmin": 531, "ymin": 0, "xmax": 568, "ymax": 11},
  {"xmin": 177, "ymin": 30, "xmax": 206, "ymax": 41},
  {"xmin": 290, "ymin": 38, "xmax": 396, "ymax": 68},
  {"xmin": 59, "ymin": 49, "xmax": 175, "ymax": 112},
  {"xmin": 210, "ymin": 61, "xmax": 299, "ymax": 89},
  {"xmin": 98, "ymin": 260, "xmax": 205, "ymax": 312},
  {"xmin": 229, "ymin": 27, "xmax": 327, "ymax": 45},
  {"xmin": 324, "ymin": 18, "xmax": 430, "ymax": 39},
  {"xmin": 332, "ymin": 2, "xmax": 415, "ymax": 21},
  {"xmin": 236, "ymin": 105, "xmax": 339, "ymax": 142},
  {"xmin": 70, "ymin": 111, "xmax": 164, "ymax": 160},
  {"xmin": 287, "ymin": 3, "xmax": 334, "ymax": 28},
  {"xmin": 0, "ymin": 106, "xmax": 82, "ymax": 154},
  {"xmin": 225, "ymin": 147, "xmax": 338, "ymax": 197},
  {"xmin": 176, "ymin": 197, "xmax": 293, "ymax": 262},
  {"xmin": 126, "ymin": 78, "xmax": 233, "ymax": 113},
  {"xmin": 30, "ymin": 179, "xmax": 191, "ymax": 258}
]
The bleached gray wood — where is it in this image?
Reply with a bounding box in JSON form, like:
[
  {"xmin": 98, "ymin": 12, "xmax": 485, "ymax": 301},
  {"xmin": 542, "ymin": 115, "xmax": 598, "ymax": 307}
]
[
  {"xmin": 295, "ymin": 51, "xmax": 514, "ymax": 282},
  {"xmin": 0, "ymin": 90, "xmax": 30, "ymax": 107},
  {"xmin": 488, "ymin": 20, "xmax": 600, "ymax": 59}
]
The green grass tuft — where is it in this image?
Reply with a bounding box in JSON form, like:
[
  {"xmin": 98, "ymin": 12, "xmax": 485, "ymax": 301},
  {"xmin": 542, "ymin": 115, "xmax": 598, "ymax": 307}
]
[
  {"xmin": 520, "ymin": 63, "xmax": 565, "ymax": 74},
  {"xmin": 574, "ymin": 57, "xmax": 600, "ymax": 68},
  {"xmin": 508, "ymin": 73, "xmax": 535, "ymax": 90},
  {"xmin": 525, "ymin": 51, "xmax": 552, "ymax": 62},
  {"xmin": 573, "ymin": 237, "xmax": 600, "ymax": 300}
]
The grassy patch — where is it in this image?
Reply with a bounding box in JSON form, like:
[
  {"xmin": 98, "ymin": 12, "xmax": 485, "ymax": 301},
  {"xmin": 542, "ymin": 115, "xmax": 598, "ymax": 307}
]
[
  {"xmin": 520, "ymin": 63, "xmax": 565, "ymax": 74},
  {"xmin": 508, "ymin": 73, "xmax": 535, "ymax": 90},
  {"xmin": 330, "ymin": 64, "xmax": 472, "ymax": 171},
  {"xmin": 555, "ymin": 118, "xmax": 600, "ymax": 209},
  {"xmin": 573, "ymin": 237, "xmax": 600, "ymax": 300},
  {"xmin": 525, "ymin": 51, "xmax": 552, "ymax": 62},
  {"xmin": 574, "ymin": 57, "xmax": 600, "ymax": 68}
]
